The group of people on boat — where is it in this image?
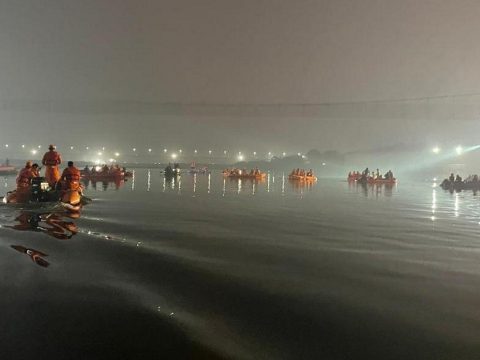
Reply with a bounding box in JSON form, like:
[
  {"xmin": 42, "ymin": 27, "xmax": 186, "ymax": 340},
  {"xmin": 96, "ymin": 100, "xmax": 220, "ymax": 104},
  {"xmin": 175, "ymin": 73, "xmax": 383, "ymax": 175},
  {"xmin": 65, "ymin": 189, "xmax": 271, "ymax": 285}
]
[
  {"xmin": 82, "ymin": 164, "xmax": 126, "ymax": 178},
  {"xmin": 9, "ymin": 144, "xmax": 83, "ymax": 207},
  {"xmin": 164, "ymin": 163, "xmax": 181, "ymax": 178},
  {"xmin": 440, "ymin": 173, "xmax": 480, "ymax": 191},
  {"xmin": 289, "ymin": 169, "xmax": 315, "ymax": 177},
  {"xmin": 348, "ymin": 168, "xmax": 395, "ymax": 183},
  {"xmin": 223, "ymin": 168, "xmax": 264, "ymax": 177}
]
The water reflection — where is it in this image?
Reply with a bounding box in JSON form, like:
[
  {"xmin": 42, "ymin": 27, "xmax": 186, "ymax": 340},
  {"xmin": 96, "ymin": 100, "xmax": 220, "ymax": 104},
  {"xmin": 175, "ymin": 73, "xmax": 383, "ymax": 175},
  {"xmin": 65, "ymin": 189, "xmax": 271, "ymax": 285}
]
[
  {"xmin": 8, "ymin": 210, "xmax": 79, "ymax": 240},
  {"xmin": 348, "ymin": 181, "xmax": 396, "ymax": 197},
  {"xmin": 163, "ymin": 176, "xmax": 182, "ymax": 193},
  {"xmin": 11, "ymin": 245, "xmax": 49, "ymax": 267},
  {"xmin": 8, "ymin": 209, "xmax": 81, "ymax": 268},
  {"xmin": 82, "ymin": 178, "xmax": 125, "ymax": 191}
]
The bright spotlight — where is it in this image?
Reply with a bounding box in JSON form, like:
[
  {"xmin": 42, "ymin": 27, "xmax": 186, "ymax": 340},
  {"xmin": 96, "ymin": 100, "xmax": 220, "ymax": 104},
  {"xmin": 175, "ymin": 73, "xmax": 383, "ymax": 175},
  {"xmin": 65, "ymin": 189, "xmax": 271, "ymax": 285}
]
[
  {"xmin": 97, "ymin": 152, "xmax": 102, "ymax": 156},
  {"xmin": 432, "ymin": 147, "xmax": 440, "ymax": 154},
  {"xmin": 171, "ymin": 153, "xmax": 177, "ymax": 159},
  {"xmin": 148, "ymin": 148, "xmax": 152, "ymax": 153},
  {"xmin": 5, "ymin": 144, "xmax": 8, "ymax": 148},
  {"xmin": 21, "ymin": 144, "xmax": 25, "ymax": 148},
  {"xmin": 115, "ymin": 152, "xmax": 120, "ymax": 157},
  {"xmin": 455, "ymin": 146, "xmax": 463, "ymax": 155},
  {"xmin": 237, "ymin": 155, "xmax": 244, "ymax": 161},
  {"xmin": 31, "ymin": 149, "xmax": 37, "ymax": 155}
]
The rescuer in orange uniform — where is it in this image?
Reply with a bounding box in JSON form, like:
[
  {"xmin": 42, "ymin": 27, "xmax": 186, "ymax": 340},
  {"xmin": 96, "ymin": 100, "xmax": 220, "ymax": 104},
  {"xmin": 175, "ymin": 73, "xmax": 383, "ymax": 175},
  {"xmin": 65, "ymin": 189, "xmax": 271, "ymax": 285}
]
[
  {"xmin": 15, "ymin": 161, "xmax": 34, "ymax": 202},
  {"xmin": 42, "ymin": 144, "xmax": 62, "ymax": 187},
  {"xmin": 61, "ymin": 161, "xmax": 81, "ymax": 191}
]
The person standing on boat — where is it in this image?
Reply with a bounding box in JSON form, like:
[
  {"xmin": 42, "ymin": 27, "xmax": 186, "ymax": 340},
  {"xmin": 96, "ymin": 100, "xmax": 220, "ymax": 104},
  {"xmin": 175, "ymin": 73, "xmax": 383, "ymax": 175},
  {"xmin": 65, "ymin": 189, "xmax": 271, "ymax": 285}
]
[{"xmin": 42, "ymin": 144, "xmax": 62, "ymax": 187}]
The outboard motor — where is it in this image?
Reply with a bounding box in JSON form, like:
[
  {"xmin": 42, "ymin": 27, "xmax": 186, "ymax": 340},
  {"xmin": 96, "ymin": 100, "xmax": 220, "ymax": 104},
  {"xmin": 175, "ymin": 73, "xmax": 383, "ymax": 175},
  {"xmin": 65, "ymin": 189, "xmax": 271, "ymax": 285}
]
[{"xmin": 31, "ymin": 177, "xmax": 50, "ymax": 202}]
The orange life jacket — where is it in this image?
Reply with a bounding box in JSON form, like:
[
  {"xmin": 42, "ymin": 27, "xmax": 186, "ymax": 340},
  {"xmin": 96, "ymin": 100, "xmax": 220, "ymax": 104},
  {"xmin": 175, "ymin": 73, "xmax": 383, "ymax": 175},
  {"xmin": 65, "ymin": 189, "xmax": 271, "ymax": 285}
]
[
  {"xmin": 16, "ymin": 167, "xmax": 33, "ymax": 187},
  {"xmin": 42, "ymin": 151, "xmax": 61, "ymax": 166},
  {"xmin": 61, "ymin": 166, "xmax": 81, "ymax": 190},
  {"xmin": 62, "ymin": 166, "xmax": 81, "ymax": 182}
]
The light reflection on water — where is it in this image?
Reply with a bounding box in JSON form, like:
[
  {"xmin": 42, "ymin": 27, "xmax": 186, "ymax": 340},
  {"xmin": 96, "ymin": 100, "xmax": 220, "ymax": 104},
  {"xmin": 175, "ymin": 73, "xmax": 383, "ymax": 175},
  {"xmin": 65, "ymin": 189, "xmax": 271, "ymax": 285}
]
[{"xmin": 1, "ymin": 170, "xmax": 480, "ymax": 358}]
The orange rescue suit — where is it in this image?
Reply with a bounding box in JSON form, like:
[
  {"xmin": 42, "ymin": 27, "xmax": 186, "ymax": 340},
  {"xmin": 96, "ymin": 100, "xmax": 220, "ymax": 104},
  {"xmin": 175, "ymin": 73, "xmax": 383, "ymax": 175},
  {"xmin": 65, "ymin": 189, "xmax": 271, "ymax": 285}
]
[
  {"xmin": 16, "ymin": 167, "xmax": 33, "ymax": 188},
  {"xmin": 61, "ymin": 166, "xmax": 81, "ymax": 190},
  {"xmin": 15, "ymin": 167, "xmax": 33, "ymax": 202},
  {"xmin": 42, "ymin": 150, "xmax": 62, "ymax": 186}
]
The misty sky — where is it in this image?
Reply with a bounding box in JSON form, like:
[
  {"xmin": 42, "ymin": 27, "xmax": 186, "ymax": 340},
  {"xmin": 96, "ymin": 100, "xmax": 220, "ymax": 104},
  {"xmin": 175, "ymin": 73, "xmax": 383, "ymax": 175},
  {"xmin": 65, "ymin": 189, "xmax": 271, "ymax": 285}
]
[{"xmin": 1, "ymin": 0, "xmax": 480, "ymax": 156}]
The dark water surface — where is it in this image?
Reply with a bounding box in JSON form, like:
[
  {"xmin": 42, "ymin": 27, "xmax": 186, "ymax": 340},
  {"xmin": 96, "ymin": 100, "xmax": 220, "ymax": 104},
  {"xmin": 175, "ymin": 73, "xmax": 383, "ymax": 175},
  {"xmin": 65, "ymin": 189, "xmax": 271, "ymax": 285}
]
[{"xmin": 1, "ymin": 170, "xmax": 480, "ymax": 359}]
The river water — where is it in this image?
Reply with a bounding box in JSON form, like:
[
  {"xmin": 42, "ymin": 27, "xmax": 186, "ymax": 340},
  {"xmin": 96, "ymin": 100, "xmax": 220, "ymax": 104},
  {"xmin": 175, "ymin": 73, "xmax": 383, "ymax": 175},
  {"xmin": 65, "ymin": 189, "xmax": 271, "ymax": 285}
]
[{"xmin": 1, "ymin": 170, "xmax": 480, "ymax": 359}]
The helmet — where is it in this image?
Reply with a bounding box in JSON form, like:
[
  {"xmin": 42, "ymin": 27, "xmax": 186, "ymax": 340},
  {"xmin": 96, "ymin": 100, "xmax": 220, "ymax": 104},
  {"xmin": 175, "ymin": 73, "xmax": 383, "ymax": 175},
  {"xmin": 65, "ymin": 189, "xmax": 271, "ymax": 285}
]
[{"xmin": 48, "ymin": 144, "xmax": 56, "ymax": 150}]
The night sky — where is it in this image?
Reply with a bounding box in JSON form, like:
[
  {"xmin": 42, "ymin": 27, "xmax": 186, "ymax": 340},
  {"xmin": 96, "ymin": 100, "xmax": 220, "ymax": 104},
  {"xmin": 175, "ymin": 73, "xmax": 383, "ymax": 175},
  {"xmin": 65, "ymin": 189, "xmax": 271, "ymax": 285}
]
[{"xmin": 1, "ymin": 0, "xmax": 479, "ymax": 155}]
